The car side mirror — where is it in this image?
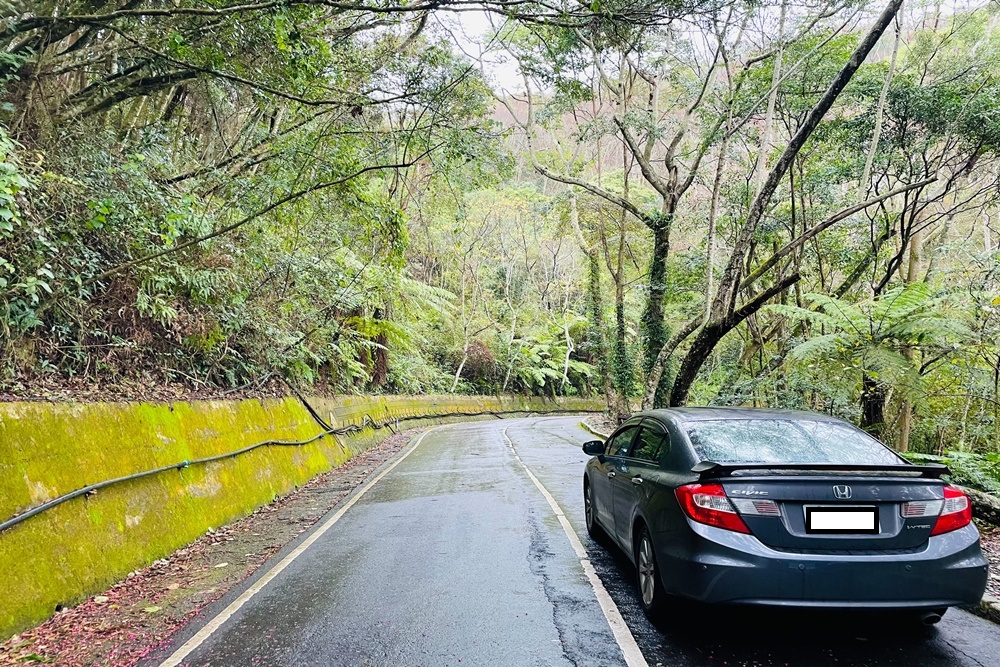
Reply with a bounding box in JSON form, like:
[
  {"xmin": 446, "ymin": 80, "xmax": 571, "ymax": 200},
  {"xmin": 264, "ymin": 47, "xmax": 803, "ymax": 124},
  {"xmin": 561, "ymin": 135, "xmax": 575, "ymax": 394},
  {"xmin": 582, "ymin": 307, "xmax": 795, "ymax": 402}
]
[{"xmin": 582, "ymin": 440, "xmax": 605, "ymax": 456}]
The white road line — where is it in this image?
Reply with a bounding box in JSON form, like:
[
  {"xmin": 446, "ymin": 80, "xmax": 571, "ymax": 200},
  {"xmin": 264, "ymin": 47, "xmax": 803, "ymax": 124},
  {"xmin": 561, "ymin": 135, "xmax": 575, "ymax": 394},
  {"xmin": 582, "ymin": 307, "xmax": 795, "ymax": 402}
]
[
  {"xmin": 158, "ymin": 427, "xmax": 437, "ymax": 667},
  {"xmin": 501, "ymin": 426, "xmax": 649, "ymax": 667}
]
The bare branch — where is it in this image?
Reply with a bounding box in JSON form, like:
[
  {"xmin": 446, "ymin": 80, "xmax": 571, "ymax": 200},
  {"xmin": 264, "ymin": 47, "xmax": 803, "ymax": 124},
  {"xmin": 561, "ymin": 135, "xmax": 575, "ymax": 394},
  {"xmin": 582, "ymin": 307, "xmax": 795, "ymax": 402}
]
[
  {"xmin": 743, "ymin": 178, "xmax": 937, "ymax": 289},
  {"xmin": 533, "ymin": 164, "xmax": 651, "ymax": 226}
]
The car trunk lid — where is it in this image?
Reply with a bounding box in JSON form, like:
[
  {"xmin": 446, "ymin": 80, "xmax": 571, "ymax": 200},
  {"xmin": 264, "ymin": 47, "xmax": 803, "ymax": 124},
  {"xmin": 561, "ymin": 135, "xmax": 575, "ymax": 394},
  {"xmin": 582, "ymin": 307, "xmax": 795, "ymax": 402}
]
[{"xmin": 697, "ymin": 462, "xmax": 948, "ymax": 552}]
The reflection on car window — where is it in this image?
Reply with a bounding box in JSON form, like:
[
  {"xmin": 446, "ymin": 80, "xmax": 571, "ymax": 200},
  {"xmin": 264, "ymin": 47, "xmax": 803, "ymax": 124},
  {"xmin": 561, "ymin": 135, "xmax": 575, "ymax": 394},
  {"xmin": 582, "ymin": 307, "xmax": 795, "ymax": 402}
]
[
  {"xmin": 632, "ymin": 427, "xmax": 667, "ymax": 462},
  {"xmin": 606, "ymin": 426, "xmax": 638, "ymax": 457},
  {"xmin": 686, "ymin": 419, "xmax": 903, "ymax": 465}
]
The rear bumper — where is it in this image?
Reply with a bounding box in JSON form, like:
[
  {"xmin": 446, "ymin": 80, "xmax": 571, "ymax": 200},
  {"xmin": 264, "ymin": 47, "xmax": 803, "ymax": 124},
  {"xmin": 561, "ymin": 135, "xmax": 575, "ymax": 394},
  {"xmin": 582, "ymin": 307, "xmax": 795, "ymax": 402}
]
[{"xmin": 659, "ymin": 522, "xmax": 988, "ymax": 609}]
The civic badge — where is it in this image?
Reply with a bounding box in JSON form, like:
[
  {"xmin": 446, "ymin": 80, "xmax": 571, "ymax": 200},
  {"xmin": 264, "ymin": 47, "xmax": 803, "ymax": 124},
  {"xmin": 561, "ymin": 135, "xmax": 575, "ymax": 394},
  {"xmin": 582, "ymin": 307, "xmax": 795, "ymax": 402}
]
[{"xmin": 833, "ymin": 485, "xmax": 852, "ymax": 499}]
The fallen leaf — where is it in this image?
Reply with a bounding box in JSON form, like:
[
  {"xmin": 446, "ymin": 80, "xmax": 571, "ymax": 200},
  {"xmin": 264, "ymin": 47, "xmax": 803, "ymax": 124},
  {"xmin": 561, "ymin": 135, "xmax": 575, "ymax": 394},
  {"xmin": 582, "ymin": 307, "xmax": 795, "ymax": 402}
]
[
  {"xmin": 93, "ymin": 596, "xmax": 109, "ymax": 604},
  {"xmin": 142, "ymin": 606, "xmax": 160, "ymax": 613},
  {"xmin": 214, "ymin": 562, "xmax": 229, "ymax": 568}
]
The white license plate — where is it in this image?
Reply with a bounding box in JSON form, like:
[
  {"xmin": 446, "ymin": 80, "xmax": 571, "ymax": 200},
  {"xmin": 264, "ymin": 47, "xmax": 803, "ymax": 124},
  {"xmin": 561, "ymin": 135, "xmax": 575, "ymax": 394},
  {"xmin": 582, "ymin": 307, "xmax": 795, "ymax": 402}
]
[{"xmin": 805, "ymin": 506, "xmax": 879, "ymax": 534}]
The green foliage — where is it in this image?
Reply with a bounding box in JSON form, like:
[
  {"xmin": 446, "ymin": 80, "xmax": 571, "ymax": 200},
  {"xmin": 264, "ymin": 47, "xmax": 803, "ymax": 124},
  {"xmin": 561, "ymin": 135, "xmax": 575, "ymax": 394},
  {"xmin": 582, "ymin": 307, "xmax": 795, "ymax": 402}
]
[
  {"xmin": 0, "ymin": 3, "xmax": 518, "ymax": 395},
  {"xmin": 6, "ymin": 0, "xmax": 1000, "ymax": 455},
  {"xmin": 770, "ymin": 284, "xmax": 970, "ymax": 410},
  {"xmin": 903, "ymin": 451, "xmax": 1000, "ymax": 496},
  {"xmin": 0, "ymin": 125, "xmax": 50, "ymax": 333},
  {"xmin": 0, "ymin": 126, "xmax": 28, "ymax": 234}
]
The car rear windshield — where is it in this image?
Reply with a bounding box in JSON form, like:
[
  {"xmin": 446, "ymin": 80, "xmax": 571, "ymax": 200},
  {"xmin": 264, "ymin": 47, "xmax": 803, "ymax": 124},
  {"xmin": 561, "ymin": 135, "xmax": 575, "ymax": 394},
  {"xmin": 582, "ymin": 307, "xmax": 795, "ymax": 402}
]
[{"xmin": 685, "ymin": 419, "xmax": 903, "ymax": 465}]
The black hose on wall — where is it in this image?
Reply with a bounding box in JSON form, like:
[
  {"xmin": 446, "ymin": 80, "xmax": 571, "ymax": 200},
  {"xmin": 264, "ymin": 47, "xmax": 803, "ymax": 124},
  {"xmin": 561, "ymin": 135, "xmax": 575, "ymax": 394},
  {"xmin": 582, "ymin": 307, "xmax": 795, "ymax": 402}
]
[{"xmin": 0, "ymin": 406, "xmax": 595, "ymax": 534}]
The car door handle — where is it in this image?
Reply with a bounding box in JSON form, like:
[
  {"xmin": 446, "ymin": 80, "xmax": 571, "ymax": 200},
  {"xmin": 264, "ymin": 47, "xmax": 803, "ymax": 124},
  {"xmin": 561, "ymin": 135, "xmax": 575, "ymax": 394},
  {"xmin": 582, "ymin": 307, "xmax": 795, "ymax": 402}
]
[
  {"xmin": 607, "ymin": 471, "xmax": 616, "ymax": 478},
  {"xmin": 631, "ymin": 476, "xmax": 643, "ymax": 485}
]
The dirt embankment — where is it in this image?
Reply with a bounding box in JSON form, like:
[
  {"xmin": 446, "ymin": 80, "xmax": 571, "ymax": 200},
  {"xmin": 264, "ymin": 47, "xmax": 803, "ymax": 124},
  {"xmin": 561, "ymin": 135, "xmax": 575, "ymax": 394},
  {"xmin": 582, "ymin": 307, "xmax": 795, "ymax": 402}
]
[{"xmin": 982, "ymin": 526, "xmax": 1000, "ymax": 600}]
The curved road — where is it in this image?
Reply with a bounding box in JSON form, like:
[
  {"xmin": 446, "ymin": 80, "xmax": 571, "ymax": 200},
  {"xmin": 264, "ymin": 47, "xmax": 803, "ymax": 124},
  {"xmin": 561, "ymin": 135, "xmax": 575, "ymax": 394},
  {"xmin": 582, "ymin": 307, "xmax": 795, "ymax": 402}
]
[{"xmin": 148, "ymin": 417, "xmax": 1000, "ymax": 667}]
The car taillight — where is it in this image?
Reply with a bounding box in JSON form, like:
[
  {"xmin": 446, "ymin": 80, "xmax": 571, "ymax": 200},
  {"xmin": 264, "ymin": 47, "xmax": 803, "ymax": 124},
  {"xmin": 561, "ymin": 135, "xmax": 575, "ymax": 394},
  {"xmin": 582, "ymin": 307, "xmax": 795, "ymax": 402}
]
[
  {"xmin": 930, "ymin": 486, "xmax": 972, "ymax": 536},
  {"xmin": 730, "ymin": 497, "xmax": 781, "ymax": 516},
  {"xmin": 675, "ymin": 483, "xmax": 750, "ymax": 534},
  {"xmin": 900, "ymin": 499, "xmax": 944, "ymax": 518}
]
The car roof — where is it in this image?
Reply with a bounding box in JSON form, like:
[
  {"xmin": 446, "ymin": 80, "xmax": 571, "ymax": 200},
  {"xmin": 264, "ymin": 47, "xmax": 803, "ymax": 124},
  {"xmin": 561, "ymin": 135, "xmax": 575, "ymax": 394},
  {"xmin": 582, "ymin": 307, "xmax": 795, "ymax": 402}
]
[{"xmin": 637, "ymin": 407, "xmax": 846, "ymax": 424}]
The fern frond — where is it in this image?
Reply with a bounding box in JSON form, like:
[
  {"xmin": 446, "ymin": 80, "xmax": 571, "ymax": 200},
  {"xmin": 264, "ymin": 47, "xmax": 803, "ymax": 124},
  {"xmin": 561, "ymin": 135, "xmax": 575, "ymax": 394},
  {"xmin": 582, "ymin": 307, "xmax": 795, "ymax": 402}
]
[
  {"xmin": 803, "ymin": 293, "xmax": 870, "ymax": 336},
  {"xmin": 765, "ymin": 304, "xmax": 844, "ymax": 331},
  {"xmin": 787, "ymin": 333, "xmax": 848, "ymax": 361},
  {"xmin": 395, "ymin": 275, "xmax": 457, "ymax": 318}
]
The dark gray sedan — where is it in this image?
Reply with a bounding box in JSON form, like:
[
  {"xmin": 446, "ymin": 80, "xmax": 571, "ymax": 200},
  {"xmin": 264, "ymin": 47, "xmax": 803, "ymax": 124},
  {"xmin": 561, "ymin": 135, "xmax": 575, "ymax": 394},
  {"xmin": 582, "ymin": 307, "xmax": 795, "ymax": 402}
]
[{"xmin": 582, "ymin": 408, "xmax": 988, "ymax": 623}]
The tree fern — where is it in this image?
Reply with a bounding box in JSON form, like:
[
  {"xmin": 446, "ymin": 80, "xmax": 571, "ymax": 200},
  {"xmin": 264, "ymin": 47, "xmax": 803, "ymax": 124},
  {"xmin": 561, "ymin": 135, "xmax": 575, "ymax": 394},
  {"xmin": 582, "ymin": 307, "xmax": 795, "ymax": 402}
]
[
  {"xmin": 785, "ymin": 333, "xmax": 846, "ymax": 362},
  {"xmin": 768, "ymin": 283, "xmax": 965, "ymax": 410}
]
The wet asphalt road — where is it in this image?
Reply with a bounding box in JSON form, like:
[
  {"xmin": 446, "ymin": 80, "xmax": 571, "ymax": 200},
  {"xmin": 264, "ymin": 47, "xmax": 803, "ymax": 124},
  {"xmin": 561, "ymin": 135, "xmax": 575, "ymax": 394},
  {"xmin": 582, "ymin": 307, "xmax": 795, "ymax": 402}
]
[{"xmin": 153, "ymin": 417, "xmax": 1000, "ymax": 667}]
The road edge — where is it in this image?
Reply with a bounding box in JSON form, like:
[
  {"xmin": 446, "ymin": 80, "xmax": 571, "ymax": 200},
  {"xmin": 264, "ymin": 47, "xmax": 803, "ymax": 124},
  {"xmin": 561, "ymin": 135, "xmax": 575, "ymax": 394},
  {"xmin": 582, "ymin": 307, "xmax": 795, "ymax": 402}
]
[
  {"xmin": 966, "ymin": 595, "xmax": 1000, "ymax": 625},
  {"xmin": 579, "ymin": 417, "xmax": 611, "ymax": 439},
  {"xmin": 502, "ymin": 425, "xmax": 649, "ymax": 667},
  {"xmin": 152, "ymin": 427, "xmax": 438, "ymax": 666}
]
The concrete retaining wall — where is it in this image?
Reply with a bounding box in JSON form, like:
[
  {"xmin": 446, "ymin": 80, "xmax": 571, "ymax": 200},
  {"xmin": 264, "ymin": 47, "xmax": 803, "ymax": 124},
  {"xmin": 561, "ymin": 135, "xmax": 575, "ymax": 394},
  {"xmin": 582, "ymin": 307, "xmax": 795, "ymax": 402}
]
[{"xmin": 0, "ymin": 394, "xmax": 600, "ymax": 636}]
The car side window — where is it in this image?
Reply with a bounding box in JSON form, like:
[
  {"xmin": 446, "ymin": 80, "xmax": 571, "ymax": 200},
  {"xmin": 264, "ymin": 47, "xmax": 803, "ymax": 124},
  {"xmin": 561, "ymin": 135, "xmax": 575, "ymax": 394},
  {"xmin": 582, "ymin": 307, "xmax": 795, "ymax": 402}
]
[
  {"xmin": 605, "ymin": 425, "xmax": 639, "ymax": 458},
  {"xmin": 632, "ymin": 425, "xmax": 669, "ymax": 463}
]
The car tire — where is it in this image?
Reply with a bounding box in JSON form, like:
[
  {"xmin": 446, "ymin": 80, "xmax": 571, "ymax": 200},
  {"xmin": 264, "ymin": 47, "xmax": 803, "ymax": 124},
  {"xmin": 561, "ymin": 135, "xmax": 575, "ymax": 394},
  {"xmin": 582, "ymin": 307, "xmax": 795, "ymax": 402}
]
[
  {"xmin": 584, "ymin": 479, "xmax": 603, "ymax": 539},
  {"xmin": 635, "ymin": 525, "xmax": 666, "ymax": 616}
]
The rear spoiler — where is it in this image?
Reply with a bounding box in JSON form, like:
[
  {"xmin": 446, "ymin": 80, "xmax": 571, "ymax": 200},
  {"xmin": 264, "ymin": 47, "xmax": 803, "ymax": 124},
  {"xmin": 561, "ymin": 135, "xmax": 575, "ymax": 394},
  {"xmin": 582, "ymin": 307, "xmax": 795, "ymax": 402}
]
[{"xmin": 692, "ymin": 460, "xmax": 949, "ymax": 480}]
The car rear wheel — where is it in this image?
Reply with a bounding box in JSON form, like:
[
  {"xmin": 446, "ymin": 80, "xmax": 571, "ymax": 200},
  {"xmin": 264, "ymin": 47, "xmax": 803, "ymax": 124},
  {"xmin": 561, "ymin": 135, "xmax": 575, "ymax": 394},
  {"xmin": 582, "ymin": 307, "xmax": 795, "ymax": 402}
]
[
  {"xmin": 584, "ymin": 480, "xmax": 601, "ymax": 538},
  {"xmin": 636, "ymin": 526, "xmax": 665, "ymax": 615}
]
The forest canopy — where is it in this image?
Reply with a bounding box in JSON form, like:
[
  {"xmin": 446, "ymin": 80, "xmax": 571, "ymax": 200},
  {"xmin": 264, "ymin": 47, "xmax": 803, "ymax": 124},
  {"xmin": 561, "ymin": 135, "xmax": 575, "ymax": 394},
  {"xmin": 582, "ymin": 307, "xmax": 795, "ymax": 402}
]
[{"xmin": 2, "ymin": 0, "xmax": 1000, "ymax": 468}]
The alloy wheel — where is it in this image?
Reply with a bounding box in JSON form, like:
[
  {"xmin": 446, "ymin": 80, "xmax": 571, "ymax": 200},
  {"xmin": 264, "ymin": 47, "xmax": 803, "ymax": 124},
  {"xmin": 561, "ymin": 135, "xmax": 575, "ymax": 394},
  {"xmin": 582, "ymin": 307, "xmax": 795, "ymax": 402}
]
[
  {"xmin": 585, "ymin": 485, "xmax": 594, "ymax": 530},
  {"xmin": 638, "ymin": 533, "xmax": 656, "ymax": 607}
]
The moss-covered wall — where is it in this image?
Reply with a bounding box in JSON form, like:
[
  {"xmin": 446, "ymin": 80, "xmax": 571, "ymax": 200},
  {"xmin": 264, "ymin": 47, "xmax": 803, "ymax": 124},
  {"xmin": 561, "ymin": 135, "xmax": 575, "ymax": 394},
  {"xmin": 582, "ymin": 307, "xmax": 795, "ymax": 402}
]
[{"xmin": 0, "ymin": 394, "xmax": 600, "ymax": 637}]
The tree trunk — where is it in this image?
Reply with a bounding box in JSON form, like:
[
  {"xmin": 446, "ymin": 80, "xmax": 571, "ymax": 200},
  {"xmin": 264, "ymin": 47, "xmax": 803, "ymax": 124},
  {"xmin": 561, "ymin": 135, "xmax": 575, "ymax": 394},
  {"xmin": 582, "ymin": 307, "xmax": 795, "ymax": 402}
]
[
  {"xmin": 669, "ymin": 324, "xmax": 726, "ymax": 406},
  {"xmin": 370, "ymin": 307, "xmax": 389, "ymax": 389},
  {"xmin": 860, "ymin": 12, "xmax": 900, "ymax": 198},
  {"xmin": 451, "ymin": 340, "xmax": 469, "ymax": 393},
  {"xmin": 897, "ymin": 403, "xmax": 912, "ymax": 452},
  {"xmin": 749, "ymin": 0, "xmax": 786, "ymax": 199},
  {"xmin": 585, "ymin": 244, "xmax": 616, "ymax": 411},
  {"xmin": 570, "ymin": 191, "xmax": 623, "ymax": 416},
  {"xmin": 897, "ymin": 226, "xmax": 921, "ymax": 450},
  {"xmin": 561, "ymin": 321, "xmax": 573, "ymax": 391},
  {"xmin": 666, "ymin": 0, "xmax": 903, "ymax": 405},
  {"xmin": 596, "ymin": 192, "xmax": 636, "ymax": 419},
  {"xmin": 612, "ymin": 296, "xmax": 633, "ymax": 395},
  {"xmin": 641, "ymin": 218, "xmax": 672, "ymax": 406},
  {"xmin": 860, "ymin": 374, "xmax": 886, "ymax": 434},
  {"xmin": 560, "ymin": 278, "xmax": 574, "ymax": 392}
]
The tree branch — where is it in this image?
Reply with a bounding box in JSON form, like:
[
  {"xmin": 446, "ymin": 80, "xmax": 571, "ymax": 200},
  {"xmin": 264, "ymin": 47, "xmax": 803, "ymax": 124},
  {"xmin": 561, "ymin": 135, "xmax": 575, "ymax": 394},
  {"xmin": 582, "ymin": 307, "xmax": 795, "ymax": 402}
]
[
  {"xmin": 533, "ymin": 164, "xmax": 650, "ymax": 225},
  {"xmin": 730, "ymin": 272, "xmax": 801, "ymax": 327},
  {"xmin": 613, "ymin": 117, "xmax": 673, "ymax": 199},
  {"xmin": 711, "ymin": 0, "xmax": 904, "ymax": 319},
  {"xmin": 76, "ymin": 148, "xmax": 441, "ymax": 291},
  {"xmin": 743, "ymin": 177, "xmax": 937, "ymax": 289}
]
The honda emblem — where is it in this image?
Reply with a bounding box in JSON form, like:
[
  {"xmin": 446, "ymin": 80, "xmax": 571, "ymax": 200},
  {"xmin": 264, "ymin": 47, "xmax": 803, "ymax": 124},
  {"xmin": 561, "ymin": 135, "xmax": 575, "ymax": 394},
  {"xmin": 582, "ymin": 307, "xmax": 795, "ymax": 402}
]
[{"xmin": 833, "ymin": 485, "xmax": 852, "ymax": 499}]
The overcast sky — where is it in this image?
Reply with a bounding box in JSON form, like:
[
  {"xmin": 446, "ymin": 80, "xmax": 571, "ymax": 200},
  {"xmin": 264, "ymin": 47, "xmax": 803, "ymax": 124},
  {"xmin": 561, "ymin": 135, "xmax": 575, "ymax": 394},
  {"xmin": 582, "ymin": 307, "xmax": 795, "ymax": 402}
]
[{"xmin": 436, "ymin": 10, "xmax": 526, "ymax": 93}]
